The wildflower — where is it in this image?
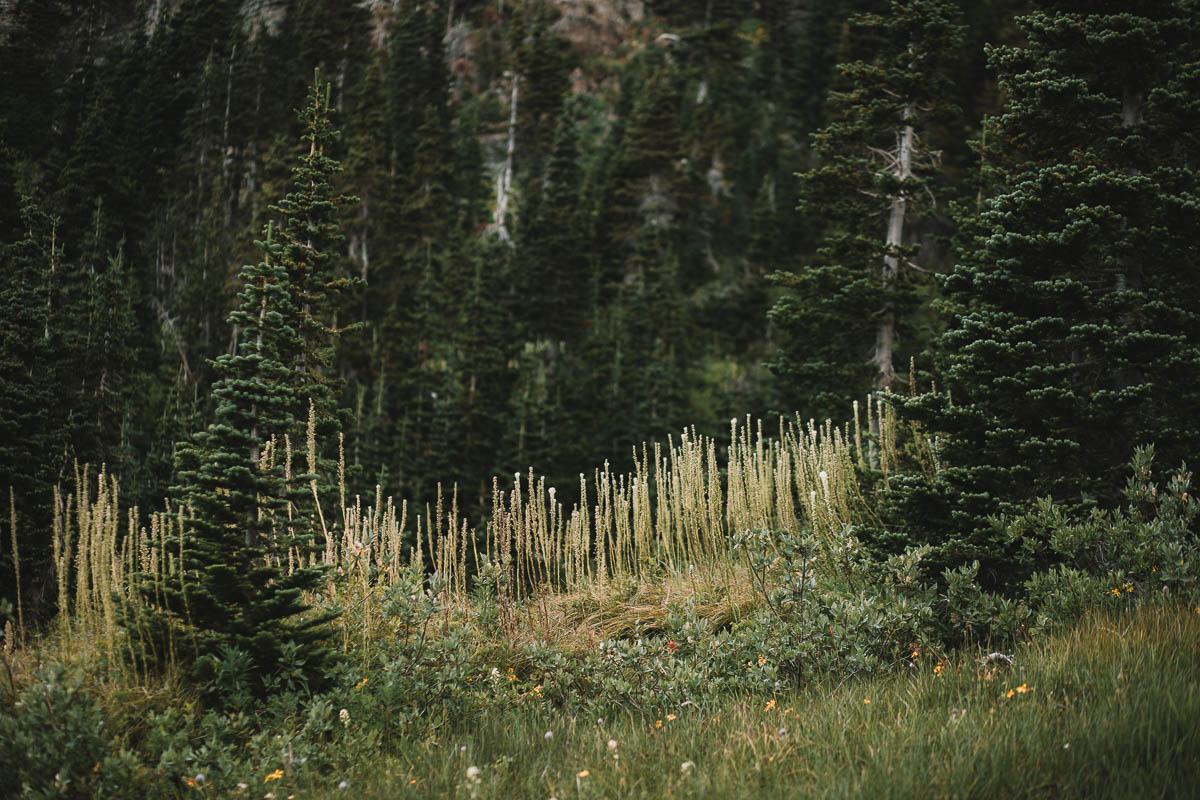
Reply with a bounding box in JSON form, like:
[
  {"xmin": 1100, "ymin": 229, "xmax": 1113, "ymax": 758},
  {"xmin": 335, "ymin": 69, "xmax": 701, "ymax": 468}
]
[
  {"xmin": 1006, "ymin": 689, "xmax": 1015, "ymax": 699},
  {"xmin": 667, "ymin": 640, "xmax": 678, "ymax": 652},
  {"xmin": 765, "ymin": 699, "xmax": 776, "ymax": 712},
  {"xmin": 1016, "ymin": 684, "xmax": 1029, "ymax": 694},
  {"xmin": 339, "ymin": 708, "xmax": 350, "ymax": 727},
  {"xmin": 667, "ymin": 713, "xmax": 676, "ymax": 721},
  {"xmin": 265, "ymin": 769, "xmax": 284, "ymax": 783},
  {"xmin": 195, "ymin": 774, "xmax": 205, "ymax": 786},
  {"xmin": 1112, "ymin": 587, "xmax": 1121, "ymax": 596},
  {"xmin": 355, "ymin": 676, "xmax": 368, "ymax": 689},
  {"xmin": 934, "ymin": 662, "xmax": 945, "ymax": 676},
  {"xmin": 577, "ymin": 770, "xmax": 590, "ymax": 778},
  {"xmin": 460, "ymin": 745, "xmax": 467, "ymax": 753},
  {"xmin": 338, "ymin": 781, "xmax": 348, "ymax": 790},
  {"xmin": 466, "ymin": 766, "xmax": 481, "ymax": 780},
  {"xmin": 656, "ymin": 719, "xmax": 663, "ymax": 728},
  {"xmin": 863, "ymin": 698, "xmax": 871, "ymax": 705},
  {"xmin": 758, "ymin": 654, "xmax": 766, "ymax": 667},
  {"xmin": 544, "ymin": 730, "xmax": 554, "ymax": 741},
  {"xmin": 608, "ymin": 739, "xmax": 618, "ymax": 751},
  {"xmin": 778, "ymin": 727, "xmax": 788, "ymax": 737},
  {"xmin": 681, "ymin": 761, "xmax": 695, "ymax": 773}
]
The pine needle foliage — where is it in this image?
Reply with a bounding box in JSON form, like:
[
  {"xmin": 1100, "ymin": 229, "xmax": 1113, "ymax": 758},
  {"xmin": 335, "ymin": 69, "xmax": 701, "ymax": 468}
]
[
  {"xmin": 887, "ymin": 1, "xmax": 1200, "ymax": 589},
  {"xmin": 141, "ymin": 75, "xmax": 361, "ymax": 695},
  {"xmin": 769, "ymin": 0, "xmax": 964, "ymax": 423}
]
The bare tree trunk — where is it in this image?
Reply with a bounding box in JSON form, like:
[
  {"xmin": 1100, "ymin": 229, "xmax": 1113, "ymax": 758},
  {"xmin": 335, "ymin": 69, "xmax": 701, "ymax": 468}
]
[
  {"xmin": 871, "ymin": 108, "xmax": 916, "ymax": 393},
  {"xmin": 490, "ymin": 73, "xmax": 519, "ymax": 245}
]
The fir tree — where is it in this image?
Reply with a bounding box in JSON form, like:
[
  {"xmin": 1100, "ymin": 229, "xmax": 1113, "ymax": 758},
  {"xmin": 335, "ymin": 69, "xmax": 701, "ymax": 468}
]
[
  {"xmin": 145, "ymin": 77, "xmax": 360, "ymax": 693},
  {"xmin": 160, "ymin": 222, "xmax": 336, "ymax": 694},
  {"xmin": 888, "ymin": 1, "xmax": 1200, "ymax": 589},
  {"xmin": 0, "ymin": 200, "xmax": 59, "ymax": 616},
  {"xmin": 768, "ymin": 0, "xmax": 964, "ymax": 423}
]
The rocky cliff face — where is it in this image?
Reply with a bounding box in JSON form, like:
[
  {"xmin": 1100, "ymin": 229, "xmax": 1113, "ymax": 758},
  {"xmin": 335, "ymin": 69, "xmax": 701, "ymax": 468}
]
[{"xmin": 552, "ymin": 0, "xmax": 644, "ymax": 57}]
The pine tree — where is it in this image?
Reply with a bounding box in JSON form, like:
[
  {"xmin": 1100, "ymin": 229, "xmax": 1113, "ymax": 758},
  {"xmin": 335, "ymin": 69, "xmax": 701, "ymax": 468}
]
[
  {"xmin": 160, "ymin": 222, "xmax": 335, "ymax": 694},
  {"xmin": 768, "ymin": 0, "xmax": 964, "ymax": 423},
  {"xmin": 0, "ymin": 199, "xmax": 59, "ymax": 616},
  {"xmin": 271, "ymin": 71, "xmax": 359, "ymax": 435},
  {"xmin": 145, "ymin": 77, "xmax": 360, "ymax": 692},
  {"xmin": 887, "ymin": 0, "xmax": 1200, "ymax": 589}
]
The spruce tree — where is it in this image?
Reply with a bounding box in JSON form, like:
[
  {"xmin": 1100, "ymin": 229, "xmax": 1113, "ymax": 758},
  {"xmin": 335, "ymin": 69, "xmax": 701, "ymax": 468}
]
[
  {"xmin": 768, "ymin": 0, "xmax": 964, "ymax": 423},
  {"xmin": 147, "ymin": 77, "xmax": 360, "ymax": 693},
  {"xmin": 888, "ymin": 1, "xmax": 1200, "ymax": 588},
  {"xmin": 0, "ymin": 200, "xmax": 58, "ymax": 616},
  {"xmin": 162, "ymin": 222, "xmax": 335, "ymax": 694}
]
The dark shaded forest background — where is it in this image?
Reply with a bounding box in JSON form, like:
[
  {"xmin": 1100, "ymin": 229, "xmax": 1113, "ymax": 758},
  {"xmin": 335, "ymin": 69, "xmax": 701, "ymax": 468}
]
[{"xmin": 15, "ymin": 0, "xmax": 1198, "ymax": 616}]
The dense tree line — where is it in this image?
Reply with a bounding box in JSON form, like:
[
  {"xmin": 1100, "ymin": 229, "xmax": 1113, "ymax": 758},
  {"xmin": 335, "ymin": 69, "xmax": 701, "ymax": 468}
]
[{"xmin": 2, "ymin": 0, "xmax": 1196, "ymax": 625}]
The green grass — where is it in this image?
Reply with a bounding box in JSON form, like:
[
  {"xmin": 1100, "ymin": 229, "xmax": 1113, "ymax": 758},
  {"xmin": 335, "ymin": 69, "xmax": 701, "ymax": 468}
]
[{"xmin": 303, "ymin": 602, "xmax": 1200, "ymax": 800}]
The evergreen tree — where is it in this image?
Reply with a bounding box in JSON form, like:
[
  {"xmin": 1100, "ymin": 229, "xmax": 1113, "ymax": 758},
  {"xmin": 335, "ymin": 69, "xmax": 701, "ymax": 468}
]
[
  {"xmin": 146, "ymin": 77, "xmax": 359, "ymax": 692},
  {"xmin": 0, "ymin": 200, "xmax": 59, "ymax": 616},
  {"xmin": 160, "ymin": 222, "xmax": 336, "ymax": 694},
  {"xmin": 888, "ymin": 0, "xmax": 1200, "ymax": 589},
  {"xmin": 768, "ymin": 0, "xmax": 964, "ymax": 423},
  {"xmin": 271, "ymin": 71, "xmax": 359, "ymax": 434}
]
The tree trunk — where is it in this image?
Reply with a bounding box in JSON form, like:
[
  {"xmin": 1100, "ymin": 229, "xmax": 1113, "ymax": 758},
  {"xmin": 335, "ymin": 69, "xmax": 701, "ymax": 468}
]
[
  {"xmin": 490, "ymin": 73, "xmax": 519, "ymax": 245},
  {"xmin": 871, "ymin": 110, "xmax": 915, "ymax": 393}
]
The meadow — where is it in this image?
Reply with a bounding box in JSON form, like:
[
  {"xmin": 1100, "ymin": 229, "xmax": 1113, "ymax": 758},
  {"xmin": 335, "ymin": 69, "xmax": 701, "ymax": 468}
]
[{"xmin": 2, "ymin": 405, "xmax": 1198, "ymax": 798}]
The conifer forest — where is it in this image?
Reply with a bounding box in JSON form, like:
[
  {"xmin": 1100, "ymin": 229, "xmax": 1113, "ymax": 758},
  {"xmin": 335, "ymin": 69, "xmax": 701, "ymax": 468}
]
[{"xmin": 1, "ymin": 2, "xmax": 1198, "ymax": 798}]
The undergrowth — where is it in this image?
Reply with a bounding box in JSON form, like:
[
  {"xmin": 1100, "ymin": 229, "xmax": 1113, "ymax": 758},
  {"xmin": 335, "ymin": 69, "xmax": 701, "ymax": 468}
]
[{"xmin": 0, "ymin": 407, "xmax": 1196, "ymax": 797}]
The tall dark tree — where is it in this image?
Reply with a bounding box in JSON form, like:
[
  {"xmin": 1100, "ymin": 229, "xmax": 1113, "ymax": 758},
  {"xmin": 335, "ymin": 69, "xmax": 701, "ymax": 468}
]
[
  {"xmin": 888, "ymin": 1, "xmax": 1200, "ymax": 588},
  {"xmin": 768, "ymin": 0, "xmax": 964, "ymax": 423},
  {"xmin": 146, "ymin": 77, "xmax": 358, "ymax": 691},
  {"xmin": 0, "ymin": 199, "xmax": 60, "ymax": 616}
]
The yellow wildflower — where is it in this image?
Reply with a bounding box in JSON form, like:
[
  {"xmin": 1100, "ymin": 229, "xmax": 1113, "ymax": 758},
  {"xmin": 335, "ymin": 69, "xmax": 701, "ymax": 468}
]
[
  {"xmin": 656, "ymin": 719, "xmax": 663, "ymax": 728},
  {"xmin": 265, "ymin": 769, "xmax": 284, "ymax": 783},
  {"xmin": 863, "ymin": 698, "xmax": 871, "ymax": 705},
  {"xmin": 758, "ymin": 654, "xmax": 766, "ymax": 667},
  {"xmin": 1006, "ymin": 689, "xmax": 1015, "ymax": 699},
  {"xmin": 1016, "ymin": 684, "xmax": 1029, "ymax": 694},
  {"xmin": 666, "ymin": 713, "xmax": 676, "ymax": 721},
  {"xmin": 577, "ymin": 770, "xmax": 590, "ymax": 778},
  {"xmin": 764, "ymin": 699, "xmax": 776, "ymax": 712}
]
